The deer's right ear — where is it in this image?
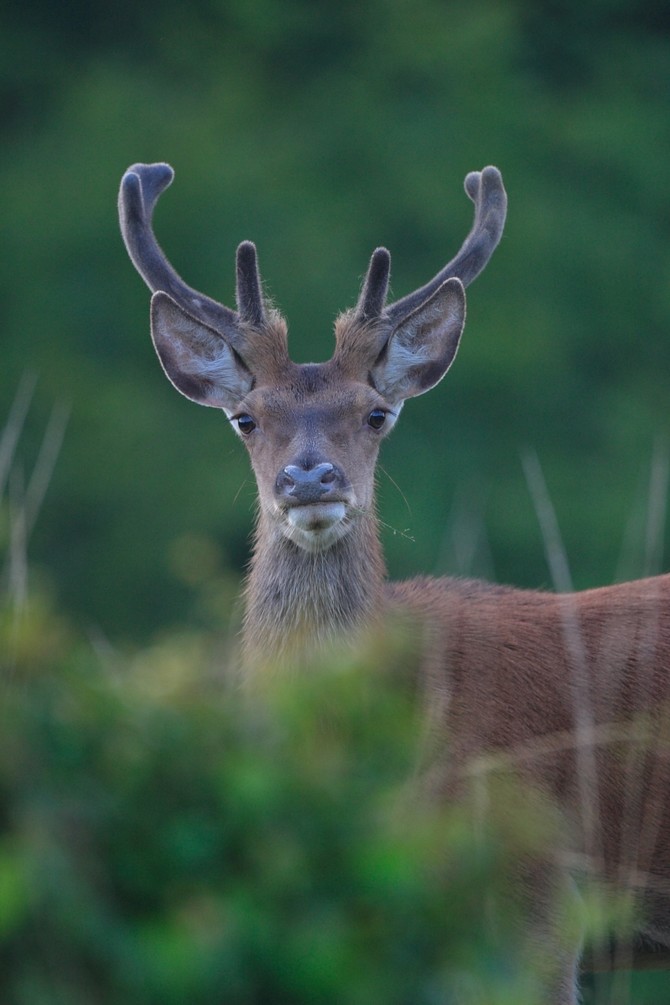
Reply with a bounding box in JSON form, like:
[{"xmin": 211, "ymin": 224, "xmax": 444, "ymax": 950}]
[
  {"xmin": 150, "ymin": 291, "xmax": 253, "ymax": 409},
  {"xmin": 371, "ymin": 278, "xmax": 466, "ymax": 404}
]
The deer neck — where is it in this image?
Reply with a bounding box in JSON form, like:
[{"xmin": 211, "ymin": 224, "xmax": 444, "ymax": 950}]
[{"xmin": 242, "ymin": 509, "xmax": 386, "ymax": 666}]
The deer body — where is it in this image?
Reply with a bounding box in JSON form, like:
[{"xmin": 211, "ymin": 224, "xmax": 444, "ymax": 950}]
[{"xmin": 119, "ymin": 162, "xmax": 670, "ymax": 1003}]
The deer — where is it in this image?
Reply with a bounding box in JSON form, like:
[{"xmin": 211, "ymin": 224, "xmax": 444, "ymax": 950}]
[{"xmin": 119, "ymin": 162, "xmax": 670, "ymax": 1004}]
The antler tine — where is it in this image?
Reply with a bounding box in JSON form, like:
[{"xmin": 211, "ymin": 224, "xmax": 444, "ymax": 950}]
[
  {"xmin": 354, "ymin": 247, "xmax": 392, "ymax": 323},
  {"xmin": 384, "ymin": 165, "xmax": 507, "ymax": 326},
  {"xmin": 236, "ymin": 241, "xmax": 266, "ymax": 326},
  {"xmin": 118, "ymin": 162, "xmax": 240, "ymax": 337}
]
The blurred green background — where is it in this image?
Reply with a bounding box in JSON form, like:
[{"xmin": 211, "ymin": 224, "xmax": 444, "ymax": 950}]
[
  {"xmin": 3, "ymin": 3, "xmax": 670, "ymax": 1000},
  {"xmin": 3, "ymin": 0, "xmax": 670, "ymax": 643}
]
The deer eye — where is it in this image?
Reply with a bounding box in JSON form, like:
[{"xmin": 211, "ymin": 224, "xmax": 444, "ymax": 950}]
[
  {"xmin": 235, "ymin": 413, "xmax": 256, "ymax": 435},
  {"xmin": 367, "ymin": 408, "xmax": 387, "ymax": 430}
]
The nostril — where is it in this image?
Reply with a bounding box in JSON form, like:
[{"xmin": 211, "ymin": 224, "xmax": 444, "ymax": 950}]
[
  {"xmin": 276, "ymin": 468, "xmax": 296, "ymax": 494},
  {"xmin": 317, "ymin": 463, "xmax": 336, "ymax": 485}
]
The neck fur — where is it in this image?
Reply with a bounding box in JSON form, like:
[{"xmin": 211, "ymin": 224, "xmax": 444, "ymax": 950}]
[{"xmin": 243, "ymin": 510, "xmax": 386, "ymax": 667}]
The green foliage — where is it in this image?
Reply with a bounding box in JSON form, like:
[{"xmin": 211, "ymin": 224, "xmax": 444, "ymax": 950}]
[
  {"xmin": 0, "ymin": 599, "xmax": 558, "ymax": 1005},
  {"xmin": 1, "ymin": 567, "xmax": 662, "ymax": 1002}
]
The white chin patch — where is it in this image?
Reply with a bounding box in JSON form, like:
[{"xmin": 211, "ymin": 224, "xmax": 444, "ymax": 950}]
[{"xmin": 284, "ymin": 502, "xmax": 348, "ymax": 551}]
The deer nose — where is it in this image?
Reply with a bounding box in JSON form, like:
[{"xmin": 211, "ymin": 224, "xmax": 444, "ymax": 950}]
[{"xmin": 276, "ymin": 462, "xmax": 341, "ymax": 504}]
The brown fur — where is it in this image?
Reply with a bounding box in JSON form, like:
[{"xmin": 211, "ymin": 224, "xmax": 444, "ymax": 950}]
[{"xmin": 389, "ymin": 574, "xmax": 670, "ymax": 887}]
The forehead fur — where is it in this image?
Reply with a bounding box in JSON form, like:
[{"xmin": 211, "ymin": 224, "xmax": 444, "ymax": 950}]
[
  {"xmin": 250, "ymin": 360, "xmax": 379, "ymax": 414},
  {"xmin": 244, "ymin": 308, "xmax": 391, "ymax": 387},
  {"xmin": 332, "ymin": 310, "xmax": 390, "ymax": 375},
  {"xmin": 238, "ymin": 308, "xmax": 290, "ymax": 378}
]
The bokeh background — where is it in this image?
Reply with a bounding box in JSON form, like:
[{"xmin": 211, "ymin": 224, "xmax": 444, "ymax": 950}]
[
  {"xmin": 4, "ymin": 3, "xmax": 670, "ymax": 1001},
  {"xmin": 4, "ymin": 0, "xmax": 670, "ymax": 645}
]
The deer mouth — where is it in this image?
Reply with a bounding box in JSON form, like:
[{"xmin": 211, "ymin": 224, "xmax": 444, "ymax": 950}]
[
  {"xmin": 287, "ymin": 501, "xmax": 347, "ymax": 532},
  {"xmin": 282, "ymin": 501, "xmax": 349, "ymax": 551}
]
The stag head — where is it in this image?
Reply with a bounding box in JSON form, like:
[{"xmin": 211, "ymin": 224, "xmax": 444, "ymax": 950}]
[{"xmin": 119, "ymin": 164, "xmax": 506, "ymax": 553}]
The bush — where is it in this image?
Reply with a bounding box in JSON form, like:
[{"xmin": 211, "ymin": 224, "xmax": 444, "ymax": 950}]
[{"xmin": 0, "ymin": 602, "xmax": 566, "ymax": 1005}]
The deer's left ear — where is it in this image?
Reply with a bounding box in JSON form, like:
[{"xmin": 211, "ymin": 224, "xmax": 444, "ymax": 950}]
[
  {"xmin": 371, "ymin": 278, "xmax": 466, "ymax": 403},
  {"xmin": 150, "ymin": 291, "xmax": 253, "ymax": 409}
]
